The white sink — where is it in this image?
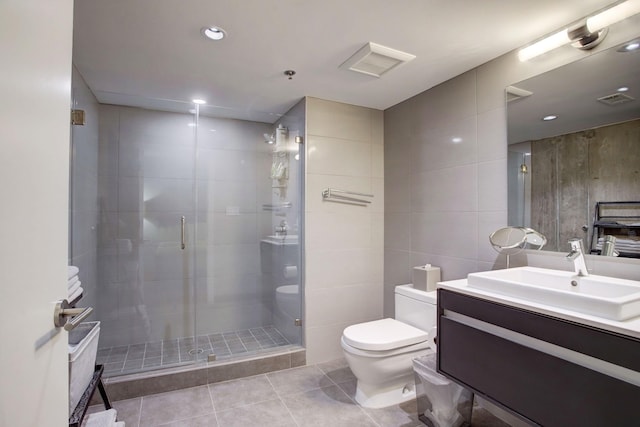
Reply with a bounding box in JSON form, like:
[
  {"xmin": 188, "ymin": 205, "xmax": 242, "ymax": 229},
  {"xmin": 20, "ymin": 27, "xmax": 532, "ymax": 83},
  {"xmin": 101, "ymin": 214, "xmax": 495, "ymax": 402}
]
[
  {"xmin": 467, "ymin": 267, "xmax": 640, "ymax": 321},
  {"xmin": 261, "ymin": 234, "xmax": 299, "ymax": 245}
]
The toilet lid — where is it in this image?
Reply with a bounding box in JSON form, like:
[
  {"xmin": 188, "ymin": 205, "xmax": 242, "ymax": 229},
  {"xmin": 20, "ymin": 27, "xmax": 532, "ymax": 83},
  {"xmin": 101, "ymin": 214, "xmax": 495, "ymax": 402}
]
[{"xmin": 343, "ymin": 318, "xmax": 428, "ymax": 351}]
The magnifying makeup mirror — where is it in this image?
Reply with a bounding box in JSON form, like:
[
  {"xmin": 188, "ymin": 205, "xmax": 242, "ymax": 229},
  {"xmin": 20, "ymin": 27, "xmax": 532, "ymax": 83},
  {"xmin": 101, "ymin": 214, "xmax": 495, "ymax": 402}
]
[{"xmin": 490, "ymin": 226, "xmax": 546, "ymax": 268}]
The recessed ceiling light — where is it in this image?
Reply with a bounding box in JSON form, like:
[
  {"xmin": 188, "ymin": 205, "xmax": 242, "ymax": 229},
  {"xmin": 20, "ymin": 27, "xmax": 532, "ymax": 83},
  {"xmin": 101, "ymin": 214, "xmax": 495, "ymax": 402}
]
[
  {"xmin": 202, "ymin": 26, "xmax": 226, "ymax": 41},
  {"xmin": 617, "ymin": 86, "xmax": 630, "ymax": 92},
  {"xmin": 192, "ymin": 99, "xmax": 206, "ymax": 105},
  {"xmin": 451, "ymin": 137, "xmax": 463, "ymax": 143},
  {"xmin": 542, "ymin": 115, "xmax": 558, "ymax": 121},
  {"xmin": 624, "ymin": 41, "xmax": 640, "ymax": 51},
  {"xmin": 618, "ymin": 40, "xmax": 640, "ymax": 52}
]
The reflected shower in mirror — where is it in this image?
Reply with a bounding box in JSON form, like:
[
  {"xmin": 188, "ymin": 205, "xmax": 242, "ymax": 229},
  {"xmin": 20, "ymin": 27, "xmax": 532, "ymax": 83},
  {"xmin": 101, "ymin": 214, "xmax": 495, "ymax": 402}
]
[{"xmin": 507, "ymin": 37, "xmax": 640, "ymax": 255}]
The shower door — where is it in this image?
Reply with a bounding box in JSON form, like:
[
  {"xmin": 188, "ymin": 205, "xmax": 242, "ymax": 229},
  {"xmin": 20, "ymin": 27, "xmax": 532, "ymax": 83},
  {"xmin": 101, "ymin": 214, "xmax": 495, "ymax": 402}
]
[
  {"xmin": 193, "ymin": 111, "xmax": 304, "ymax": 358},
  {"xmin": 93, "ymin": 104, "xmax": 202, "ymax": 373},
  {"xmin": 70, "ymin": 85, "xmax": 304, "ymax": 376}
]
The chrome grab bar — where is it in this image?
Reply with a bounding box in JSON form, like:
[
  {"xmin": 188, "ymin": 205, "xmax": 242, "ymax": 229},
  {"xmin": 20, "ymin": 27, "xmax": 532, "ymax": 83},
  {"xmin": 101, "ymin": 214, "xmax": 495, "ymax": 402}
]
[
  {"xmin": 181, "ymin": 215, "xmax": 186, "ymax": 250},
  {"xmin": 53, "ymin": 299, "xmax": 93, "ymax": 331}
]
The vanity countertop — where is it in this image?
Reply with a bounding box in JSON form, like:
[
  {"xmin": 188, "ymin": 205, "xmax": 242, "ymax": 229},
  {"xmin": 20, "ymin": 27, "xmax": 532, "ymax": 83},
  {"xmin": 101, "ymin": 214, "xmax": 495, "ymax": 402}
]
[{"xmin": 438, "ymin": 279, "xmax": 640, "ymax": 340}]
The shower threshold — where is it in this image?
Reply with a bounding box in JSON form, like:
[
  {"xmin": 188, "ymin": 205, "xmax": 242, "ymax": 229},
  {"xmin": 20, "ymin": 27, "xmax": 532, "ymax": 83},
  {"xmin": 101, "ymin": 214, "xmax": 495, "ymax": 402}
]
[{"xmin": 97, "ymin": 325, "xmax": 291, "ymax": 377}]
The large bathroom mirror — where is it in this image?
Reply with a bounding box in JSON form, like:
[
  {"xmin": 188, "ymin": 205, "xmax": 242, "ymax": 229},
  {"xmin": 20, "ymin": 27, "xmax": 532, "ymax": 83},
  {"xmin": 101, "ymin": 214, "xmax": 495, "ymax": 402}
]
[{"xmin": 507, "ymin": 37, "xmax": 640, "ymax": 256}]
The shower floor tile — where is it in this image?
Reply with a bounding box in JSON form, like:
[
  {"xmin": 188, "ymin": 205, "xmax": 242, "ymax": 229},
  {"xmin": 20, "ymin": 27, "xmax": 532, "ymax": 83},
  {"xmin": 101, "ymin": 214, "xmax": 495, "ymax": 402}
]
[{"xmin": 97, "ymin": 325, "xmax": 291, "ymax": 377}]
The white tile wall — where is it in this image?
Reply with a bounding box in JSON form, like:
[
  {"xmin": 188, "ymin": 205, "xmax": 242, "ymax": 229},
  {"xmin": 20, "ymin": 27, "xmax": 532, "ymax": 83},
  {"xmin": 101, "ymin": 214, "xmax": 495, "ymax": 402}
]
[
  {"xmin": 307, "ymin": 136, "xmax": 372, "ymax": 177},
  {"xmin": 304, "ymin": 97, "xmax": 384, "ymax": 364},
  {"xmin": 383, "ymin": 13, "xmax": 640, "ymax": 316}
]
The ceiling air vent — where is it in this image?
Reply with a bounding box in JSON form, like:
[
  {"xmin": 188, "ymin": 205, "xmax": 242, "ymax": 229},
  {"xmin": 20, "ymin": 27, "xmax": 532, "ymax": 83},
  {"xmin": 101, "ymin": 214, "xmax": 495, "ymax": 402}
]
[
  {"xmin": 340, "ymin": 42, "xmax": 416, "ymax": 78},
  {"xmin": 597, "ymin": 92, "xmax": 635, "ymax": 106}
]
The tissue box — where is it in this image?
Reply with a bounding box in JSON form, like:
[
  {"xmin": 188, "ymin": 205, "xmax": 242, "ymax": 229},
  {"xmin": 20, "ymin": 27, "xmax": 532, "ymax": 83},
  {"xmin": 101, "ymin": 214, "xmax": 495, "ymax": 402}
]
[{"xmin": 412, "ymin": 265, "xmax": 441, "ymax": 291}]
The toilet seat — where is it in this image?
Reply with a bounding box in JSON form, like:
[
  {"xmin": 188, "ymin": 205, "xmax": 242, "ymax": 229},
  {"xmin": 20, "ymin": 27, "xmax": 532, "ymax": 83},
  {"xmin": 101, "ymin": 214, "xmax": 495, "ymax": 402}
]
[{"xmin": 343, "ymin": 318, "xmax": 428, "ymax": 351}]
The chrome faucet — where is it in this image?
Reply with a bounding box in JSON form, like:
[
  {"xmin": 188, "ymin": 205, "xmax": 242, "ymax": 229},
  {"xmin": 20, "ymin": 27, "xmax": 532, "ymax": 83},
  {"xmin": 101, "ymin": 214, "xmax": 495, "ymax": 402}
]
[
  {"xmin": 566, "ymin": 238, "xmax": 589, "ymax": 276},
  {"xmin": 275, "ymin": 220, "xmax": 288, "ymax": 237}
]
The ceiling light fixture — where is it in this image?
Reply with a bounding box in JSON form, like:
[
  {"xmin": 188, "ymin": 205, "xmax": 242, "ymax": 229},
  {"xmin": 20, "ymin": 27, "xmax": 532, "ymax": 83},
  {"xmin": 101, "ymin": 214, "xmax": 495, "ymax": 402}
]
[
  {"xmin": 192, "ymin": 99, "xmax": 206, "ymax": 105},
  {"xmin": 202, "ymin": 26, "xmax": 226, "ymax": 41},
  {"xmin": 518, "ymin": 0, "xmax": 640, "ymax": 61},
  {"xmin": 622, "ymin": 41, "xmax": 640, "ymax": 51},
  {"xmin": 618, "ymin": 86, "xmax": 630, "ymax": 92},
  {"xmin": 542, "ymin": 115, "xmax": 558, "ymax": 121}
]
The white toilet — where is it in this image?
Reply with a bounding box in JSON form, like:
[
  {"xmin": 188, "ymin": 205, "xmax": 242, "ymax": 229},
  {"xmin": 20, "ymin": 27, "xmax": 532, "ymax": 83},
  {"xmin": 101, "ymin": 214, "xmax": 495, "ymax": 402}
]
[
  {"xmin": 341, "ymin": 285, "xmax": 438, "ymax": 408},
  {"xmin": 274, "ymin": 284, "xmax": 300, "ymax": 344}
]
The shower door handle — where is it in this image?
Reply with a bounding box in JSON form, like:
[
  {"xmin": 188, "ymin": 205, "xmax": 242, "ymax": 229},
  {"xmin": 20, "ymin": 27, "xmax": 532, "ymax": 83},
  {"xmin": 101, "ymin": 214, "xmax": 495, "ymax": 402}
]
[{"xmin": 180, "ymin": 216, "xmax": 186, "ymax": 250}]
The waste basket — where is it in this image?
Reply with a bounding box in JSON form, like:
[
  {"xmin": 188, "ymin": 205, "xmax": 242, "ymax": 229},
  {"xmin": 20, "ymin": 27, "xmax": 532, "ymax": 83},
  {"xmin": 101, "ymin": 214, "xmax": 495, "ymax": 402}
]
[{"xmin": 413, "ymin": 353, "xmax": 473, "ymax": 427}]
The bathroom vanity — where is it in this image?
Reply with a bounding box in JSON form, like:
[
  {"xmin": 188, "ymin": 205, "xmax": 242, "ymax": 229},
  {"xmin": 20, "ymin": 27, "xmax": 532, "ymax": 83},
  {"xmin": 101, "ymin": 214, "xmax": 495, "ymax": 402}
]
[{"xmin": 436, "ymin": 278, "xmax": 640, "ymax": 427}]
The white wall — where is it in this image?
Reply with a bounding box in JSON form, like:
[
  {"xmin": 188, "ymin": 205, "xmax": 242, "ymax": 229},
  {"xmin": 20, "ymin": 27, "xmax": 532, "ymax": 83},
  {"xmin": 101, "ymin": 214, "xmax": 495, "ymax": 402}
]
[
  {"xmin": 383, "ymin": 13, "xmax": 640, "ymax": 315},
  {"xmin": 304, "ymin": 97, "xmax": 384, "ymax": 364}
]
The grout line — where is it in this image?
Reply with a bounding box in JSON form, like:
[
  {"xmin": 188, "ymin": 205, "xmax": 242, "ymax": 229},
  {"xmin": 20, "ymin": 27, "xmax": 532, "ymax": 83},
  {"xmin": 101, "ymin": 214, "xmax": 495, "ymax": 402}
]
[
  {"xmin": 265, "ymin": 373, "xmax": 301, "ymax": 427},
  {"xmin": 136, "ymin": 396, "xmax": 143, "ymax": 427},
  {"xmin": 363, "ymin": 407, "xmax": 383, "ymax": 427},
  {"xmin": 206, "ymin": 384, "xmax": 219, "ymax": 426}
]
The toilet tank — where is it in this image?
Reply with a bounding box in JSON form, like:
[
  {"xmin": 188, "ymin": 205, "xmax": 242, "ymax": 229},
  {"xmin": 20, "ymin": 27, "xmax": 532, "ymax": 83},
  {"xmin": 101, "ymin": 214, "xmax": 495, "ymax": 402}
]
[{"xmin": 394, "ymin": 285, "xmax": 437, "ymax": 331}]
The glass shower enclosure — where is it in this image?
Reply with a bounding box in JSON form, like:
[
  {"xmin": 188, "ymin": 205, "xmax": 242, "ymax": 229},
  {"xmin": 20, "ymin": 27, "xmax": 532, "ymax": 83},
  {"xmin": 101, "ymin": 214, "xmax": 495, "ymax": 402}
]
[{"xmin": 69, "ymin": 75, "xmax": 304, "ymax": 376}]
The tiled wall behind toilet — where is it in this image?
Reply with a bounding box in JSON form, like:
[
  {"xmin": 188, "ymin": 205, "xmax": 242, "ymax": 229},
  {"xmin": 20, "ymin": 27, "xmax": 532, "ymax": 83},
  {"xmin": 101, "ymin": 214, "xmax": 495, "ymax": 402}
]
[
  {"xmin": 304, "ymin": 97, "xmax": 384, "ymax": 364},
  {"xmin": 383, "ymin": 14, "xmax": 640, "ymax": 317}
]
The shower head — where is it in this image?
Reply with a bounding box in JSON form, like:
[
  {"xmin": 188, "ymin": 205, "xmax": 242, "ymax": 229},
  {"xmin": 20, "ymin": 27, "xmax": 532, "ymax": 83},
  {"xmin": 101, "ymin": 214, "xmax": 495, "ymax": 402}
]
[{"xmin": 264, "ymin": 133, "xmax": 275, "ymax": 144}]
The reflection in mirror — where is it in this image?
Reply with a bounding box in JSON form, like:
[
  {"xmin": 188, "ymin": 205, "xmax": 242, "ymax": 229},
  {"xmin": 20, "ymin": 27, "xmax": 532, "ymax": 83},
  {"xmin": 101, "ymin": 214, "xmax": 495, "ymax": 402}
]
[
  {"xmin": 490, "ymin": 227, "xmax": 547, "ymax": 268},
  {"xmin": 507, "ymin": 37, "xmax": 640, "ymax": 257},
  {"xmin": 490, "ymin": 227, "xmax": 527, "ymax": 252},
  {"xmin": 523, "ymin": 228, "xmax": 547, "ymax": 248}
]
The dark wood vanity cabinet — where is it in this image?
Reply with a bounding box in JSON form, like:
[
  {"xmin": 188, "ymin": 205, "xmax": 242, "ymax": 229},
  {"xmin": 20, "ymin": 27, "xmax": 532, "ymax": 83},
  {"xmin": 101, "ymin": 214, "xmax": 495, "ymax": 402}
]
[{"xmin": 437, "ymin": 289, "xmax": 640, "ymax": 427}]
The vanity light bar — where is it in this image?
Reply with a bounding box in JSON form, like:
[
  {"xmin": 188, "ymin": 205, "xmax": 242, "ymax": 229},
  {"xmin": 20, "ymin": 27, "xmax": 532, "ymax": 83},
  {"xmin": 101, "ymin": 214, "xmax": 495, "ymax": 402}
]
[
  {"xmin": 518, "ymin": 30, "xmax": 572, "ymax": 62},
  {"xmin": 518, "ymin": 0, "xmax": 640, "ymax": 61},
  {"xmin": 586, "ymin": 0, "xmax": 640, "ymax": 33}
]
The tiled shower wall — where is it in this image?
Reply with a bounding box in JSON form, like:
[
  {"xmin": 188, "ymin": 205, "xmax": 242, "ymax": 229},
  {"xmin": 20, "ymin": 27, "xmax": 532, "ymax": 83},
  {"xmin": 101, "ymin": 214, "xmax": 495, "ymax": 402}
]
[
  {"xmin": 383, "ymin": 14, "xmax": 640, "ymax": 317},
  {"xmin": 69, "ymin": 66, "xmax": 99, "ymax": 312},
  {"xmin": 304, "ymin": 97, "xmax": 384, "ymax": 364},
  {"xmin": 97, "ymin": 105, "xmax": 276, "ymax": 347}
]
